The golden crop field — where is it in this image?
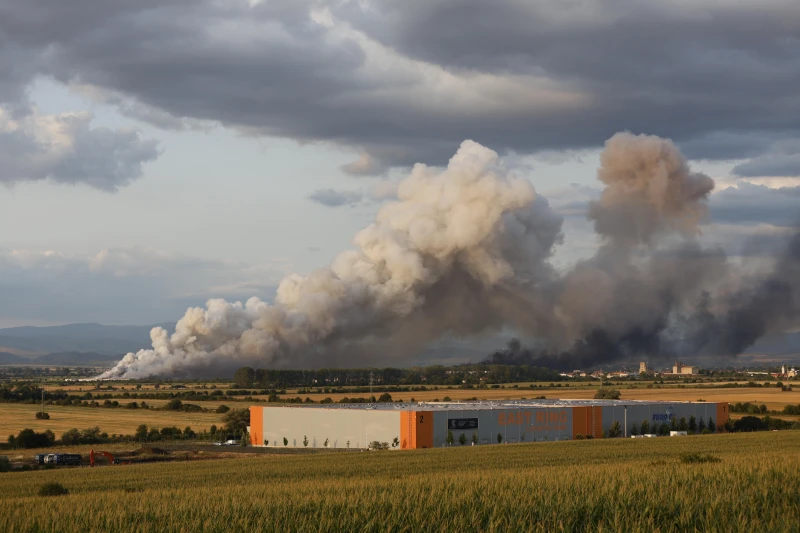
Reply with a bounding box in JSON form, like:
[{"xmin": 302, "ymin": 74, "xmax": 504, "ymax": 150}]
[
  {"xmin": 0, "ymin": 403, "xmax": 224, "ymax": 437},
  {"xmin": 1, "ymin": 432, "xmax": 798, "ymax": 532},
  {"xmin": 263, "ymin": 385, "xmax": 800, "ymax": 411}
]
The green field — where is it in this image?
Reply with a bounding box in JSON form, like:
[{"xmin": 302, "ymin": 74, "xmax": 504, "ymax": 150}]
[{"xmin": 1, "ymin": 432, "xmax": 798, "ymax": 532}]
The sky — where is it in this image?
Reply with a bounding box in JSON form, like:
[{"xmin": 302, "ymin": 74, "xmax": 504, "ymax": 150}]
[{"xmin": 1, "ymin": 0, "xmax": 799, "ymax": 329}]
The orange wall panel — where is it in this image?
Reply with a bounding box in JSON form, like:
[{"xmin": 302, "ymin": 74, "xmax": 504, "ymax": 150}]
[
  {"xmin": 249, "ymin": 406, "xmax": 263, "ymax": 445},
  {"xmin": 415, "ymin": 411, "xmax": 433, "ymax": 448},
  {"xmin": 400, "ymin": 411, "xmax": 412, "ymax": 449},
  {"xmin": 716, "ymin": 402, "xmax": 729, "ymax": 430},
  {"xmin": 571, "ymin": 406, "xmax": 588, "ymax": 438}
]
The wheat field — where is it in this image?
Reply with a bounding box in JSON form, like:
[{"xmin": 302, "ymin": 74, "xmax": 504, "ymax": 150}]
[
  {"xmin": 1, "ymin": 431, "xmax": 798, "ymax": 532},
  {"xmin": 0, "ymin": 403, "xmax": 224, "ymax": 437}
]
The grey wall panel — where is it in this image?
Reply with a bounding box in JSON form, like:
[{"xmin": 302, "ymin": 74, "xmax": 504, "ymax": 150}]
[
  {"xmin": 260, "ymin": 408, "xmax": 401, "ymax": 450},
  {"xmin": 432, "ymin": 408, "xmax": 574, "ymax": 447}
]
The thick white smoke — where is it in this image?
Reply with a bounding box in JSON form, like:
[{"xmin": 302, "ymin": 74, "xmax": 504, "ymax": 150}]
[
  {"xmin": 98, "ymin": 132, "xmax": 798, "ymax": 378},
  {"xmin": 99, "ymin": 140, "xmax": 564, "ymax": 378}
]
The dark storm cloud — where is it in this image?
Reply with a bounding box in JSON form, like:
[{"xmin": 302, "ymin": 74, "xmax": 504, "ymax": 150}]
[
  {"xmin": 307, "ymin": 188, "xmax": 363, "ymax": 207},
  {"xmin": 2, "ymin": 0, "xmax": 800, "ymax": 174},
  {"xmin": 709, "ymin": 183, "xmax": 800, "ymax": 227},
  {"xmin": 732, "ymin": 140, "xmax": 800, "ymax": 177}
]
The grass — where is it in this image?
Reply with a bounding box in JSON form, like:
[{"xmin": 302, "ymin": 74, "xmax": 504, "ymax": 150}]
[
  {"xmin": 0, "ymin": 403, "xmax": 224, "ymax": 437},
  {"xmin": 1, "ymin": 431, "xmax": 798, "ymax": 532}
]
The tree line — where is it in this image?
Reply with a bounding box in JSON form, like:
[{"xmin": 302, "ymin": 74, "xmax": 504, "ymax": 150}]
[{"xmin": 233, "ymin": 364, "xmax": 562, "ymax": 389}]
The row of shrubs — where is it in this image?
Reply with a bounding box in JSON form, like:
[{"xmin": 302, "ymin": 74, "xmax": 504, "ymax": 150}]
[
  {"xmin": 729, "ymin": 402, "xmax": 800, "ymax": 416},
  {"xmin": 33, "ymin": 398, "xmax": 232, "ymax": 414}
]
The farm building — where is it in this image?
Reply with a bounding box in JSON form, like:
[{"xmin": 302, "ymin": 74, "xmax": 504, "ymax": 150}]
[{"xmin": 249, "ymin": 400, "xmax": 729, "ymax": 450}]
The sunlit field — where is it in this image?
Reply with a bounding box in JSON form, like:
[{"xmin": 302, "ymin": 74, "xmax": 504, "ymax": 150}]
[{"xmin": 1, "ymin": 432, "xmax": 798, "ymax": 532}]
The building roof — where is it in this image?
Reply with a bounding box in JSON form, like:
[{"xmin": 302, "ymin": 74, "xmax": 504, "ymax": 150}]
[{"xmin": 254, "ymin": 399, "xmax": 715, "ymax": 411}]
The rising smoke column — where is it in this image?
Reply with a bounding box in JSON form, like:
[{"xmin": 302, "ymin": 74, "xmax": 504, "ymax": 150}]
[
  {"xmin": 98, "ymin": 140, "xmax": 564, "ymax": 378},
  {"xmin": 98, "ymin": 132, "xmax": 800, "ymax": 378}
]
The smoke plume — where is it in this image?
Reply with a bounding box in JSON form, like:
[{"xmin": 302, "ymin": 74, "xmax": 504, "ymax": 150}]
[{"xmin": 97, "ymin": 133, "xmax": 800, "ymax": 378}]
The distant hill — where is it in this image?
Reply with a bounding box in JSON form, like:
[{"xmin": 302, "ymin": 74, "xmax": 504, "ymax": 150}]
[
  {"xmin": 0, "ymin": 352, "xmax": 27, "ymax": 364},
  {"xmin": 33, "ymin": 352, "xmax": 122, "ymax": 366},
  {"xmin": 0, "ymin": 322, "xmax": 174, "ymax": 357}
]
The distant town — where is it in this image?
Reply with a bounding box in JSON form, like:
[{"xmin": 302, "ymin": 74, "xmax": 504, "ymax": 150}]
[{"xmin": 560, "ymin": 361, "xmax": 799, "ymax": 380}]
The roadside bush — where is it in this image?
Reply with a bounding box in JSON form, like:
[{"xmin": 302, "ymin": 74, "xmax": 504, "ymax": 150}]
[
  {"xmin": 38, "ymin": 482, "xmax": 69, "ymax": 496},
  {"xmin": 216, "ymin": 405, "xmax": 230, "ymax": 414},
  {"xmin": 594, "ymin": 388, "xmax": 621, "ymax": 400},
  {"xmin": 0, "ymin": 456, "xmax": 11, "ymax": 472},
  {"xmin": 35, "ymin": 412, "xmax": 50, "ymax": 420}
]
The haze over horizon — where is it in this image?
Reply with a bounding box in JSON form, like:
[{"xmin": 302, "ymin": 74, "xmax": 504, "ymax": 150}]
[{"xmin": 1, "ymin": 1, "xmax": 799, "ymax": 375}]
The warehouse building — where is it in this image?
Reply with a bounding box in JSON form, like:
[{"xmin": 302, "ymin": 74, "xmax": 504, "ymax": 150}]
[{"xmin": 249, "ymin": 400, "xmax": 728, "ymax": 449}]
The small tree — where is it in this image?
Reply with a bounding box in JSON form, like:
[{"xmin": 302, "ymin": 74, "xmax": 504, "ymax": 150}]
[
  {"xmin": 670, "ymin": 417, "xmax": 678, "ymax": 431},
  {"xmin": 283, "ymin": 437, "xmax": 288, "ymax": 446},
  {"xmin": 472, "ymin": 432, "xmax": 479, "ymax": 445},
  {"xmin": 605, "ymin": 421, "xmax": 622, "ymax": 438},
  {"xmin": 688, "ymin": 416, "xmax": 697, "ymax": 433},
  {"xmin": 640, "ymin": 420, "xmax": 650, "ymax": 435},
  {"xmin": 324, "ymin": 438, "xmax": 329, "ymax": 448},
  {"xmin": 303, "ymin": 435, "xmax": 308, "ymax": 447},
  {"xmin": 697, "ymin": 418, "xmax": 707, "ymax": 432},
  {"xmin": 166, "ymin": 398, "xmax": 182, "ymax": 411},
  {"xmin": 630, "ymin": 423, "xmax": 639, "ymax": 436},
  {"xmin": 446, "ymin": 431, "xmax": 454, "ymax": 446},
  {"xmin": 346, "ymin": 440, "xmax": 350, "ymax": 449},
  {"xmin": 458, "ymin": 433, "xmax": 467, "ymax": 446},
  {"xmin": 594, "ymin": 388, "xmax": 621, "ymax": 400},
  {"xmin": 378, "ymin": 393, "xmax": 393, "ymax": 402},
  {"xmin": 35, "ymin": 412, "xmax": 50, "ymax": 420},
  {"xmin": 135, "ymin": 424, "xmax": 149, "ymax": 441},
  {"xmin": 708, "ymin": 417, "xmax": 716, "ymax": 433},
  {"xmin": 678, "ymin": 417, "xmax": 688, "ymax": 431},
  {"xmin": 497, "ymin": 433, "xmax": 503, "ymax": 444}
]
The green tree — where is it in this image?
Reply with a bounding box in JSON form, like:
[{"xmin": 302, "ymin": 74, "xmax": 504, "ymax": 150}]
[
  {"xmin": 233, "ymin": 366, "xmax": 255, "ymax": 388},
  {"xmin": 605, "ymin": 421, "xmax": 622, "ymax": 438},
  {"xmin": 166, "ymin": 398, "xmax": 182, "ymax": 411},
  {"xmin": 303, "ymin": 435, "xmax": 308, "ymax": 447},
  {"xmin": 458, "ymin": 433, "xmax": 467, "ymax": 445},
  {"xmin": 61, "ymin": 428, "xmax": 81, "ymax": 445},
  {"xmin": 678, "ymin": 417, "xmax": 688, "ymax": 431},
  {"xmin": 472, "ymin": 432, "xmax": 479, "ymax": 445},
  {"xmin": 497, "ymin": 433, "xmax": 503, "ymax": 444},
  {"xmin": 640, "ymin": 420, "xmax": 650, "ymax": 435},
  {"xmin": 446, "ymin": 431, "xmax": 454, "ymax": 446},
  {"xmin": 708, "ymin": 417, "xmax": 716, "ymax": 433},
  {"xmin": 183, "ymin": 426, "xmax": 196, "ymax": 439},
  {"xmin": 630, "ymin": 423, "xmax": 639, "ymax": 436},
  {"xmin": 378, "ymin": 393, "xmax": 393, "ymax": 402},
  {"xmin": 688, "ymin": 416, "xmax": 697, "ymax": 433},
  {"xmin": 135, "ymin": 424, "xmax": 148, "ymax": 441},
  {"xmin": 698, "ymin": 418, "xmax": 707, "ymax": 432},
  {"xmin": 594, "ymin": 388, "xmax": 621, "ymax": 400},
  {"xmin": 283, "ymin": 437, "xmax": 288, "ymax": 446},
  {"xmin": 223, "ymin": 409, "xmax": 250, "ymax": 435}
]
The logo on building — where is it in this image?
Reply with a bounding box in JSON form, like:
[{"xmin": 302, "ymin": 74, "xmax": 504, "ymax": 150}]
[{"xmin": 652, "ymin": 406, "xmax": 675, "ymax": 422}]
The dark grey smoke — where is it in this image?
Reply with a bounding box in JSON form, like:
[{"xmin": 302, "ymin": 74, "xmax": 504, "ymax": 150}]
[{"xmin": 486, "ymin": 231, "xmax": 800, "ymax": 369}]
